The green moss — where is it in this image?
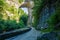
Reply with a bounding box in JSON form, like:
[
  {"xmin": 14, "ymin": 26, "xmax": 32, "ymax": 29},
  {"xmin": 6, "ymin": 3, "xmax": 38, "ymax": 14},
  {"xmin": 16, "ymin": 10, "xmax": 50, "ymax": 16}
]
[{"xmin": 33, "ymin": 0, "xmax": 46, "ymax": 27}]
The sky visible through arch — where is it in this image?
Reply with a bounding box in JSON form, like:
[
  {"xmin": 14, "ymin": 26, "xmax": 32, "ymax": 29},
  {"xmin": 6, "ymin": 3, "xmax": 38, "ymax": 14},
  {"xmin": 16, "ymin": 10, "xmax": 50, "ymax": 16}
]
[{"xmin": 21, "ymin": 8, "xmax": 28, "ymax": 14}]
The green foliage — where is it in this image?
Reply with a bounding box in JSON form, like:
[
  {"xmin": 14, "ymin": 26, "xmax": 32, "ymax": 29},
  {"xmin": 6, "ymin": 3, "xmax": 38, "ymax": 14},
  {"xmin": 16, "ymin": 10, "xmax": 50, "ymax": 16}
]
[
  {"xmin": 41, "ymin": 12, "xmax": 60, "ymax": 32},
  {"xmin": 43, "ymin": 6, "xmax": 60, "ymax": 32},
  {"xmin": 19, "ymin": 8, "xmax": 28, "ymax": 26},
  {"xmin": 7, "ymin": 6, "xmax": 15, "ymax": 13},
  {"xmin": 0, "ymin": 0, "xmax": 28, "ymax": 33},
  {"xmin": 33, "ymin": 0, "xmax": 60, "ymax": 31},
  {"xmin": 19, "ymin": 20, "xmax": 25, "ymax": 28},
  {"xmin": 41, "ymin": 1, "xmax": 60, "ymax": 32},
  {"xmin": 0, "ymin": 0, "xmax": 9, "ymax": 20},
  {"xmin": 5, "ymin": 20, "xmax": 19, "ymax": 31},
  {"xmin": 0, "ymin": 19, "xmax": 26, "ymax": 33},
  {"xmin": 33, "ymin": 0, "xmax": 46, "ymax": 27},
  {"xmin": 18, "ymin": 0, "xmax": 24, "ymax": 3},
  {"xmin": 20, "ymin": 13, "xmax": 28, "ymax": 26},
  {"xmin": 0, "ymin": 20, "xmax": 18, "ymax": 32},
  {"xmin": 0, "ymin": 0, "xmax": 8, "ymax": 12}
]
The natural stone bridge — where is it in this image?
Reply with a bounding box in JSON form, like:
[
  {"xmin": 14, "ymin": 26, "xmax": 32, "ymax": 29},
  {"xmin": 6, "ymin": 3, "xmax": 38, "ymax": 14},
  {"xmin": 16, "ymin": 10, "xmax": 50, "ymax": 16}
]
[{"xmin": 20, "ymin": 0, "xmax": 34, "ymax": 27}]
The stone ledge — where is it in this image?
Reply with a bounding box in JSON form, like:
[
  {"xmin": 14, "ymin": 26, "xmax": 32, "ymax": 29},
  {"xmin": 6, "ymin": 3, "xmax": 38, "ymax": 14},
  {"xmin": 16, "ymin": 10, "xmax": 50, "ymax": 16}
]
[{"xmin": 0, "ymin": 27, "xmax": 31, "ymax": 40}]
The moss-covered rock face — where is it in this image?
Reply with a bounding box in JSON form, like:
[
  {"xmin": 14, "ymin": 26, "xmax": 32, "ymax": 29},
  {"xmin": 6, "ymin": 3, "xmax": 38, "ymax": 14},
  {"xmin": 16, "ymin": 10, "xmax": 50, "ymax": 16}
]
[
  {"xmin": 32, "ymin": 0, "xmax": 60, "ymax": 40},
  {"xmin": 33, "ymin": 0, "xmax": 56, "ymax": 28},
  {"xmin": 32, "ymin": 0, "xmax": 45, "ymax": 27},
  {"xmin": 33, "ymin": 0, "xmax": 60, "ymax": 31},
  {"xmin": 37, "ymin": 32, "xmax": 60, "ymax": 40},
  {"xmin": 45, "ymin": 0, "xmax": 60, "ymax": 32}
]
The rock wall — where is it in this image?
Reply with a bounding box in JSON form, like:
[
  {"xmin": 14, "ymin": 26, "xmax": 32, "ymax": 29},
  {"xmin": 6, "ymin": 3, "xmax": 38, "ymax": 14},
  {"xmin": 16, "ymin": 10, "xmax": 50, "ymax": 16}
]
[{"xmin": 37, "ymin": 5, "xmax": 55, "ymax": 29}]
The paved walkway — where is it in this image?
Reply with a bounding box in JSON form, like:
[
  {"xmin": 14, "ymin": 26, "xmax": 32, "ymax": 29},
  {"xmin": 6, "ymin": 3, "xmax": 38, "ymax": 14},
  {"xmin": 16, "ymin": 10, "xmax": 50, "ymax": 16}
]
[{"xmin": 5, "ymin": 27, "xmax": 42, "ymax": 40}]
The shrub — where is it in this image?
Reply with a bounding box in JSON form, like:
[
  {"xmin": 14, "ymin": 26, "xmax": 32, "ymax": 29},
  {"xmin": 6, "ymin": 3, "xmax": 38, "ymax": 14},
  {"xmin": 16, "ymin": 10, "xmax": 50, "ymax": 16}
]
[
  {"xmin": 19, "ymin": 20, "xmax": 25, "ymax": 28},
  {"xmin": 0, "ymin": 19, "xmax": 25, "ymax": 33},
  {"xmin": 19, "ymin": 13, "xmax": 28, "ymax": 26}
]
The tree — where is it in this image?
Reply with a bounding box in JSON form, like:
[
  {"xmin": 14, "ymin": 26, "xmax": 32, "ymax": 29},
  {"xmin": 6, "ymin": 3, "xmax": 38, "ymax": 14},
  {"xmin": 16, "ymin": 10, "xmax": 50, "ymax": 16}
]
[
  {"xmin": 0, "ymin": 0, "xmax": 27, "ymax": 33},
  {"xmin": 19, "ymin": 8, "xmax": 28, "ymax": 26}
]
